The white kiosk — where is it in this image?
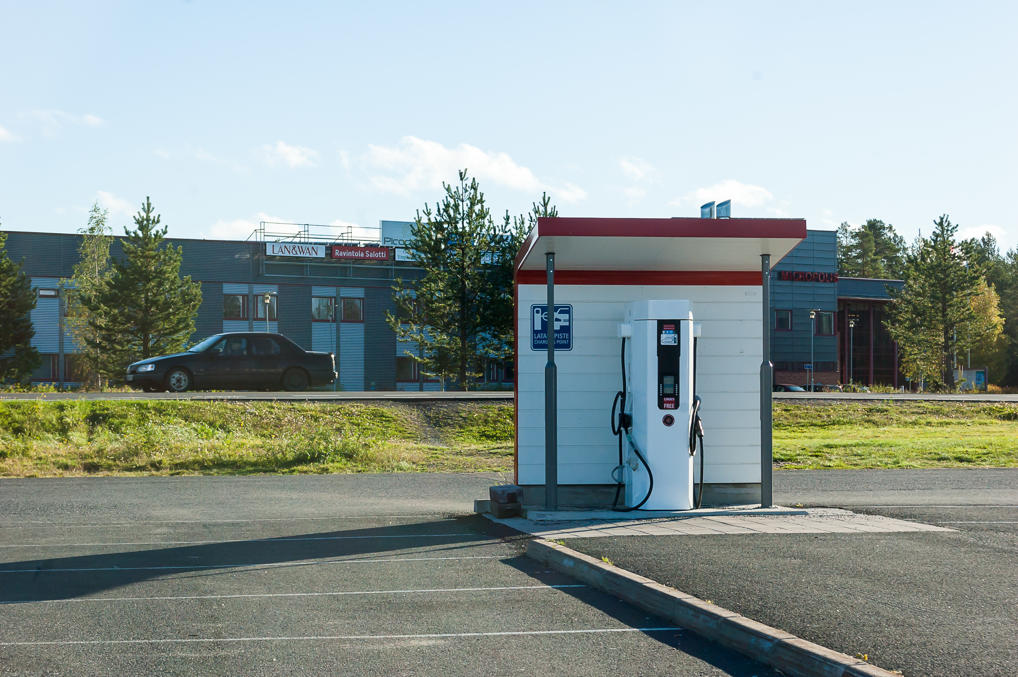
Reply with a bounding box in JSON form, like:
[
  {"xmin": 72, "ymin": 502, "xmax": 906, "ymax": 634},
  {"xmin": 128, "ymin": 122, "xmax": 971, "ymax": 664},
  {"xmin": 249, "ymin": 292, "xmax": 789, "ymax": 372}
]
[{"xmin": 513, "ymin": 217, "xmax": 806, "ymax": 510}]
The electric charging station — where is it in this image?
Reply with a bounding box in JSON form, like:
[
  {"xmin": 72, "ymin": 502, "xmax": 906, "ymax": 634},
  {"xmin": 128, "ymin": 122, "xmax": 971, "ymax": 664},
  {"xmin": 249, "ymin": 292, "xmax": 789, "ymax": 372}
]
[
  {"xmin": 617, "ymin": 300, "xmax": 700, "ymax": 510},
  {"xmin": 512, "ymin": 217, "xmax": 806, "ymax": 511}
]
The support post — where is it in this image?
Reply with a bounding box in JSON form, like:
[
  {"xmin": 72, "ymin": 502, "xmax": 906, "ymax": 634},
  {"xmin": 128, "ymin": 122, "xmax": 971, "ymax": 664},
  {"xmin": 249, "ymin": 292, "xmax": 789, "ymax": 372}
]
[
  {"xmin": 759, "ymin": 254, "xmax": 773, "ymax": 508},
  {"xmin": 545, "ymin": 252, "xmax": 558, "ymax": 511}
]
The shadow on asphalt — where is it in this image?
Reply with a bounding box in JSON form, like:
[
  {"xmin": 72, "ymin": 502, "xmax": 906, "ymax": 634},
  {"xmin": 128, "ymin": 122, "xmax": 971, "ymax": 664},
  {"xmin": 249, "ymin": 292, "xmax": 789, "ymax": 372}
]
[
  {"xmin": 0, "ymin": 516, "xmax": 522, "ymax": 604},
  {"xmin": 0, "ymin": 515, "xmax": 775, "ymax": 675}
]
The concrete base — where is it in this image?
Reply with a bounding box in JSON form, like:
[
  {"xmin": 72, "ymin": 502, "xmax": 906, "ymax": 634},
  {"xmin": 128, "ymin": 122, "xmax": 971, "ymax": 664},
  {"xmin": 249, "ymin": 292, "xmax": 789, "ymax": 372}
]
[
  {"xmin": 519, "ymin": 483, "xmax": 762, "ymax": 509},
  {"xmin": 521, "ymin": 505, "xmax": 807, "ymax": 522}
]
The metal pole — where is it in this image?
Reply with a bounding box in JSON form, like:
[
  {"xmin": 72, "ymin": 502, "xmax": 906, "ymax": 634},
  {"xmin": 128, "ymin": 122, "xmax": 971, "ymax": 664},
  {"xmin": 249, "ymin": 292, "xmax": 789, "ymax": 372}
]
[
  {"xmin": 810, "ymin": 313, "xmax": 815, "ymax": 391},
  {"xmin": 759, "ymin": 254, "xmax": 773, "ymax": 508},
  {"xmin": 57, "ymin": 285, "xmax": 65, "ymax": 389},
  {"xmin": 545, "ymin": 252, "xmax": 558, "ymax": 511},
  {"xmin": 849, "ymin": 324, "xmax": 854, "ymax": 385}
]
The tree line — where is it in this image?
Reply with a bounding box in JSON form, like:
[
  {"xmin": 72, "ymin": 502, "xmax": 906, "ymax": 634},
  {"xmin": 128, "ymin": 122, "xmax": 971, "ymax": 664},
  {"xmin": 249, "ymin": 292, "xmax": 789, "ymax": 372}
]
[
  {"xmin": 0, "ymin": 198, "xmax": 201, "ymax": 386},
  {"xmin": 838, "ymin": 217, "xmax": 1015, "ymax": 389}
]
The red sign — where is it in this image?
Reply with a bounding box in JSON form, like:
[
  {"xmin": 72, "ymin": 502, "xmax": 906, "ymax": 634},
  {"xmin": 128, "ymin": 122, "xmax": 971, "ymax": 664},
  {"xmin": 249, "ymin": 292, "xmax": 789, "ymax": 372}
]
[
  {"xmin": 778, "ymin": 271, "xmax": 838, "ymax": 283},
  {"xmin": 329, "ymin": 245, "xmax": 391, "ymax": 261}
]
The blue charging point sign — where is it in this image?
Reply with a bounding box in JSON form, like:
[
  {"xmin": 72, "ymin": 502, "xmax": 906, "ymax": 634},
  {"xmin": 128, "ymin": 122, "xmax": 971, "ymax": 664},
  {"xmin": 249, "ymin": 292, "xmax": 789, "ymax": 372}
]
[{"xmin": 531, "ymin": 304, "xmax": 572, "ymax": 351}]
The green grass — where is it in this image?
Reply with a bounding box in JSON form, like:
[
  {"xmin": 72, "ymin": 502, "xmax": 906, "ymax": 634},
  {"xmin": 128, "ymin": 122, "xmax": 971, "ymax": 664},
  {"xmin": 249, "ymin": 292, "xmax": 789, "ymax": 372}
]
[
  {"xmin": 0, "ymin": 400, "xmax": 514, "ymax": 477},
  {"xmin": 773, "ymin": 401, "xmax": 1018, "ymax": 469},
  {"xmin": 1, "ymin": 399, "xmax": 1017, "ymax": 477}
]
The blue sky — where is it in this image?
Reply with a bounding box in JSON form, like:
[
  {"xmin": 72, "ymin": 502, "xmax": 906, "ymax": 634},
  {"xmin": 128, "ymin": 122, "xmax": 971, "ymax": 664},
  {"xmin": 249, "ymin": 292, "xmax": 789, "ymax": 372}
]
[{"xmin": 2, "ymin": 1, "xmax": 1016, "ymax": 251}]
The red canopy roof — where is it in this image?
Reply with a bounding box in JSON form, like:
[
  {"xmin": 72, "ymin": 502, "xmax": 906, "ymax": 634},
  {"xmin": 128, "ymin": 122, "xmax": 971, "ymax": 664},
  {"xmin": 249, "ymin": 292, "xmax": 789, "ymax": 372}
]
[{"xmin": 515, "ymin": 217, "xmax": 807, "ymax": 273}]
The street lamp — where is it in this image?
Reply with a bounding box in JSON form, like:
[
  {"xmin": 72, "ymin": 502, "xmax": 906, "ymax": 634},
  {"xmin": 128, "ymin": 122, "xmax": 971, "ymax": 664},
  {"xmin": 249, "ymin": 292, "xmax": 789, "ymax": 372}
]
[
  {"xmin": 848, "ymin": 318, "xmax": 856, "ymax": 386},
  {"xmin": 262, "ymin": 292, "xmax": 275, "ymax": 332},
  {"xmin": 808, "ymin": 310, "xmax": 817, "ymax": 391}
]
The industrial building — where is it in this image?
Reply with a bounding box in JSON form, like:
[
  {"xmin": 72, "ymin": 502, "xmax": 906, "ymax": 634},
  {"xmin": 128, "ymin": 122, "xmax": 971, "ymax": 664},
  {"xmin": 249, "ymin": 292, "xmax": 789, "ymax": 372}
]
[{"xmin": 3, "ymin": 222, "xmax": 901, "ymax": 389}]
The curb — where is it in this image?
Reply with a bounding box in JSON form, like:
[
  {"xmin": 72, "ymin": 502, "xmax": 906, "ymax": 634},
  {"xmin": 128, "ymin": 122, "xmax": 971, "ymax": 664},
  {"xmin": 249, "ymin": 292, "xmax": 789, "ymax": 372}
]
[{"xmin": 526, "ymin": 538, "xmax": 896, "ymax": 677}]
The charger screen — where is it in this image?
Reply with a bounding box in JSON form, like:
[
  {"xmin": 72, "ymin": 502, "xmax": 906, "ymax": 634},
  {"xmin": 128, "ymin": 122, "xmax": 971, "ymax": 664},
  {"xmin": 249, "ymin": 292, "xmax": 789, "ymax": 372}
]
[{"xmin": 662, "ymin": 375, "xmax": 675, "ymax": 394}]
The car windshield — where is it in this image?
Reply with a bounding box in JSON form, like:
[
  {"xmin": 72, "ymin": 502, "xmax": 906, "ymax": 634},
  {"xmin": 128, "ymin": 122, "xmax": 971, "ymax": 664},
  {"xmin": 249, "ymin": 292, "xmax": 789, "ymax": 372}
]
[{"xmin": 187, "ymin": 334, "xmax": 226, "ymax": 352}]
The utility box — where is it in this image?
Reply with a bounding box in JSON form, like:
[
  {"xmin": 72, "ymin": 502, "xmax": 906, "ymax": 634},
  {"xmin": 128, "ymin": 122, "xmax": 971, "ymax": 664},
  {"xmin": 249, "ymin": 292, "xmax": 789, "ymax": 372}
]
[{"xmin": 513, "ymin": 217, "xmax": 806, "ymax": 509}]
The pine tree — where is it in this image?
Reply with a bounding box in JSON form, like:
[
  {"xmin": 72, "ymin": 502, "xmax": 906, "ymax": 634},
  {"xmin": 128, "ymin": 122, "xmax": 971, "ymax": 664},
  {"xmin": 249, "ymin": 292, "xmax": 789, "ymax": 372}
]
[
  {"xmin": 388, "ymin": 171, "xmax": 495, "ymax": 389},
  {"xmin": 837, "ymin": 219, "xmax": 907, "ymax": 278},
  {"xmin": 63, "ymin": 204, "xmax": 114, "ymax": 387},
  {"xmin": 485, "ymin": 193, "xmax": 558, "ymax": 362},
  {"xmin": 0, "ymin": 228, "xmax": 41, "ymax": 383},
  {"xmin": 83, "ymin": 198, "xmax": 202, "ymax": 379},
  {"xmin": 885, "ymin": 215, "xmax": 984, "ymax": 390}
]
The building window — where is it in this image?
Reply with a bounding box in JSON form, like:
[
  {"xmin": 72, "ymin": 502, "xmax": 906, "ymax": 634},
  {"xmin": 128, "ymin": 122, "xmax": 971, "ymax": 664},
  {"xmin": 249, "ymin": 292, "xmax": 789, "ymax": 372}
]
[
  {"xmin": 341, "ymin": 297, "xmax": 363, "ymax": 322},
  {"xmin": 224, "ymin": 294, "xmax": 248, "ymax": 320},
  {"xmin": 775, "ymin": 310, "xmax": 792, "ymax": 331},
  {"xmin": 814, "ymin": 311, "xmax": 835, "ymax": 336},
  {"xmin": 38, "ymin": 288, "xmax": 59, "ymax": 298},
  {"xmin": 396, "ymin": 356, "xmax": 418, "ymax": 382},
  {"xmin": 255, "ymin": 295, "xmax": 278, "ymax": 321},
  {"xmin": 311, "ymin": 296, "xmax": 335, "ymax": 322}
]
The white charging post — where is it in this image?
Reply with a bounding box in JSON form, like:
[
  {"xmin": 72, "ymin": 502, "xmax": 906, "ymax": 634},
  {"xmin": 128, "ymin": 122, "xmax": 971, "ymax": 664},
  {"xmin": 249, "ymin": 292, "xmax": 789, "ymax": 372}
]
[
  {"xmin": 512, "ymin": 217, "xmax": 806, "ymax": 510},
  {"xmin": 621, "ymin": 300, "xmax": 695, "ymax": 510}
]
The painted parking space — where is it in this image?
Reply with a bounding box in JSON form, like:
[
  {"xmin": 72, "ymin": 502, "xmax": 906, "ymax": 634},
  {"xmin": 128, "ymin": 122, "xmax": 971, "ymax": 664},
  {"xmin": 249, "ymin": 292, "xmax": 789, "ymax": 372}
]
[{"xmin": 0, "ymin": 477, "xmax": 778, "ymax": 675}]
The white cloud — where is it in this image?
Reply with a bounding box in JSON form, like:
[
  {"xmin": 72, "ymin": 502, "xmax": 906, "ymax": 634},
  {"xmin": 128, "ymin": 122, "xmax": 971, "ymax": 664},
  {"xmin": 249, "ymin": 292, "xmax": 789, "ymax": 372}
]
[
  {"xmin": 96, "ymin": 191, "xmax": 136, "ymax": 217},
  {"xmin": 24, "ymin": 110, "xmax": 104, "ymax": 135},
  {"xmin": 262, "ymin": 140, "xmax": 318, "ymax": 168},
  {"xmin": 623, "ymin": 186, "xmax": 648, "ymax": 201},
  {"xmin": 363, "ymin": 136, "xmax": 586, "ymax": 204},
  {"xmin": 619, "ymin": 157, "xmax": 655, "ymax": 182},
  {"xmin": 0, "ymin": 124, "xmax": 17, "ymax": 143},
  {"xmin": 957, "ymin": 224, "xmax": 1007, "ymax": 243},
  {"xmin": 669, "ymin": 179, "xmax": 775, "ymax": 211}
]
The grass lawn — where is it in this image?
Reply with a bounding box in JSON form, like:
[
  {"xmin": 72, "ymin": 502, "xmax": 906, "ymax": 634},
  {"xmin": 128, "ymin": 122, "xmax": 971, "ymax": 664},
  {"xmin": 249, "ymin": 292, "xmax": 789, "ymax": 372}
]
[
  {"xmin": 773, "ymin": 401, "xmax": 1018, "ymax": 469},
  {"xmin": 0, "ymin": 400, "xmax": 513, "ymax": 477},
  {"xmin": 1, "ymin": 399, "xmax": 1016, "ymax": 477}
]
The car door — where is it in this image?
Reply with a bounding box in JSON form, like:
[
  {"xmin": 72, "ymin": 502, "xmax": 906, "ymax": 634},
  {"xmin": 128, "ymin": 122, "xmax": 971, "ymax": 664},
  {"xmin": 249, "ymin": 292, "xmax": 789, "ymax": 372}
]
[
  {"xmin": 206, "ymin": 336, "xmax": 249, "ymax": 388},
  {"xmin": 248, "ymin": 336, "xmax": 285, "ymax": 388}
]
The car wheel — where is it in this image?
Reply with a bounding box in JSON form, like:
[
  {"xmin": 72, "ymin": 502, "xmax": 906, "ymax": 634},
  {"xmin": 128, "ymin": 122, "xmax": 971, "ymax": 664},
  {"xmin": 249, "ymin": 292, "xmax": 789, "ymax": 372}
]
[
  {"xmin": 166, "ymin": 368, "xmax": 192, "ymax": 393},
  {"xmin": 282, "ymin": 368, "xmax": 309, "ymax": 391}
]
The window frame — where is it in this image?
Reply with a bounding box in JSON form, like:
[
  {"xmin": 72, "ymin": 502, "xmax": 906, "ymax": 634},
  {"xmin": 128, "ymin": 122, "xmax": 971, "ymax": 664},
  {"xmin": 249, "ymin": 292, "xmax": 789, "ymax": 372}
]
[
  {"xmin": 341, "ymin": 297, "xmax": 364, "ymax": 323},
  {"xmin": 254, "ymin": 295, "xmax": 278, "ymax": 321},
  {"xmin": 223, "ymin": 294, "xmax": 248, "ymax": 321},
  {"xmin": 395, "ymin": 356, "xmax": 419, "ymax": 382},
  {"xmin": 774, "ymin": 309, "xmax": 793, "ymax": 332},
  {"xmin": 814, "ymin": 310, "xmax": 836, "ymax": 336},
  {"xmin": 311, "ymin": 296, "xmax": 336, "ymax": 323}
]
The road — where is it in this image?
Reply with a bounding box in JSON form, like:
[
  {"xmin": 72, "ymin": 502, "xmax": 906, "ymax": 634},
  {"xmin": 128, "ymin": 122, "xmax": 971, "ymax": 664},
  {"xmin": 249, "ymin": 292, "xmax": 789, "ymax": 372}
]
[
  {"xmin": 2, "ymin": 389, "xmax": 1017, "ymax": 402},
  {"xmin": 566, "ymin": 468, "xmax": 1018, "ymax": 677},
  {"xmin": 0, "ymin": 474, "xmax": 775, "ymax": 676}
]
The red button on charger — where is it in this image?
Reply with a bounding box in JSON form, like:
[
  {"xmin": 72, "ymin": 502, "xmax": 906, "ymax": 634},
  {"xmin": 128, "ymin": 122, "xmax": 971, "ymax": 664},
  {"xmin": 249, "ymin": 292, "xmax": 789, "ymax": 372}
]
[{"xmin": 662, "ymin": 414, "xmax": 675, "ymax": 426}]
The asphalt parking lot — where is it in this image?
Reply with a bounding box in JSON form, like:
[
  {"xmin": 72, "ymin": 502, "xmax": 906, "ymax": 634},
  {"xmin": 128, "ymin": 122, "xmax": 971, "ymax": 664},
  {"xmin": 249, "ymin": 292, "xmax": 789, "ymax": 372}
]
[
  {"xmin": 566, "ymin": 468, "xmax": 1018, "ymax": 677},
  {"xmin": 0, "ymin": 474, "xmax": 776, "ymax": 676}
]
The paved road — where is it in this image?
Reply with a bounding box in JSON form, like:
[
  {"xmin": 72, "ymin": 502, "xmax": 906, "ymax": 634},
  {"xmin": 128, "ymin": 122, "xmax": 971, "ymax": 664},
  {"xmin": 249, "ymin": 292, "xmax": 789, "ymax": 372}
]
[
  {"xmin": 0, "ymin": 390, "xmax": 512, "ymax": 402},
  {"xmin": 0, "ymin": 475, "xmax": 775, "ymax": 676},
  {"xmin": 2, "ymin": 390, "xmax": 1017, "ymax": 402},
  {"xmin": 566, "ymin": 468, "xmax": 1018, "ymax": 677}
]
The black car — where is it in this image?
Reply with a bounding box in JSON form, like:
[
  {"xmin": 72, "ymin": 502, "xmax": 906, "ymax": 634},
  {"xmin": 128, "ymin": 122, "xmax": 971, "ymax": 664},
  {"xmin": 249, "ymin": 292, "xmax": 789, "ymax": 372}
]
[{"xmin": 126, "ymin": 333, "xmax": 337, "ymax": 392}]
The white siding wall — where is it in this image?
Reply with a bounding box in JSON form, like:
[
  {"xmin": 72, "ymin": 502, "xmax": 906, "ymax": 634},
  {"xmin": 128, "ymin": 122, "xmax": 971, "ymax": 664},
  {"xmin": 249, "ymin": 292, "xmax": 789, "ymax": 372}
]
[{"xmin": 516, "ymin": 284, "xmax": 762, "ymax": 487}]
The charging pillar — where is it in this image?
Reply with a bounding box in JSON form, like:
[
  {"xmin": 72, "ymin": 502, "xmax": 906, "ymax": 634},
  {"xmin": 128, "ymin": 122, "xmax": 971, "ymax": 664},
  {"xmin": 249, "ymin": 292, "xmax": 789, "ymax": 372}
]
[{"xmin": 623, "ymin": 300, "xmax": 695, "ymax": 510}]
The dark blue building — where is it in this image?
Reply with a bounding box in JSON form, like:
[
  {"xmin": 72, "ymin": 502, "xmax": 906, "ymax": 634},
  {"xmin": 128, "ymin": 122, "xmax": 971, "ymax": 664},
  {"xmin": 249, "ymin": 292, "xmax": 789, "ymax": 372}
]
[
  {"xmin": 4, "ymin": 225, "xmax": 902, "ymax": 389},
  {"xmin": 770, "ymin": 229, "xmax": 902, "ymax": 388}
]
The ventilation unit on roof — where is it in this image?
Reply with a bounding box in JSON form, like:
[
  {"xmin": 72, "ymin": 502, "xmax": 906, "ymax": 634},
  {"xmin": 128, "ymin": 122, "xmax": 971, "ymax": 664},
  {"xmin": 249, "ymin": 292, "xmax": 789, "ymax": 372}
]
[{"xmin": 700, "ymin": 201, "xmax": 715, "ymax": 218}]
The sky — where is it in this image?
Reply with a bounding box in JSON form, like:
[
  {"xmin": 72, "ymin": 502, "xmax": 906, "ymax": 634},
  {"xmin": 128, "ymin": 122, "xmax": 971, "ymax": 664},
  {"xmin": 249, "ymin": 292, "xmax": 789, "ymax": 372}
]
[{"xmin": 1, "ymin": 1, "xmax": 1016, "ymax": 252}]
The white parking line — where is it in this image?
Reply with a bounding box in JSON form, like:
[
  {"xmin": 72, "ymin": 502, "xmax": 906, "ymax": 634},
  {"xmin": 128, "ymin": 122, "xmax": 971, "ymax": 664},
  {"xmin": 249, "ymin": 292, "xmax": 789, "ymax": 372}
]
[
  {"xmin": 0, "ymin": 515, "xmax": 459, "ymax": 528},
  {"xmin": 0, "ymin": 554, "xmax": 506, "ymax": 574},
  {"xmin": 1, "ymin": 584, "xmax": 586, "ymax": 605},
  {"xmin": 935, "ymin": 521, "xmax": 1018, "ymax": 524},
  {"xmin": 0, "ymin": 533, "xmax": 482, "ymax": 548},
  {"xmin": 0, "ymin": 627, "xmax": 681, "ymax": 647},
  {"xmin": 859, "ymin": 505, "xmax": 1018, "ymax": 508}
]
